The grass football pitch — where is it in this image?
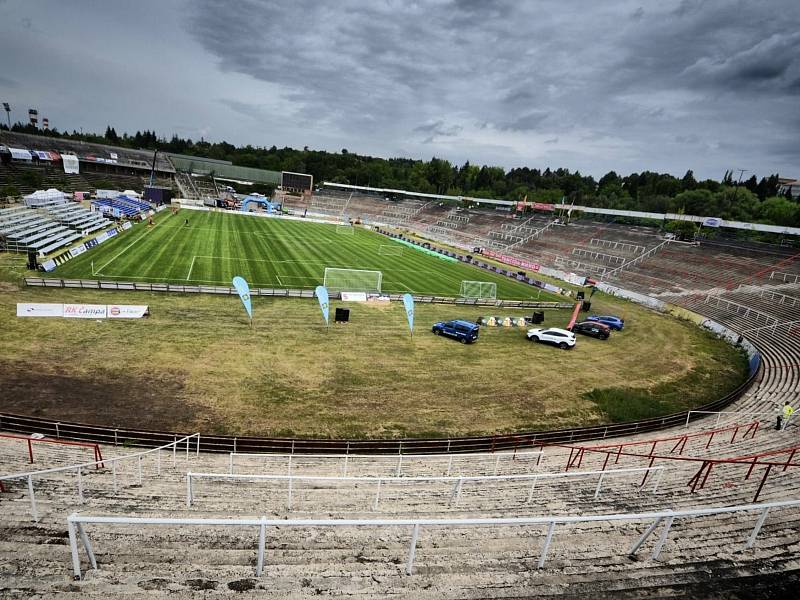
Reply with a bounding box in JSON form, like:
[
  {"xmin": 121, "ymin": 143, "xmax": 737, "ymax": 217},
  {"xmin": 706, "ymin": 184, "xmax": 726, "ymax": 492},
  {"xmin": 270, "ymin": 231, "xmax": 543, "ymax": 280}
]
[{"xmin": 54, "ymin": 210, "xmax": 562, "ymax": 301}]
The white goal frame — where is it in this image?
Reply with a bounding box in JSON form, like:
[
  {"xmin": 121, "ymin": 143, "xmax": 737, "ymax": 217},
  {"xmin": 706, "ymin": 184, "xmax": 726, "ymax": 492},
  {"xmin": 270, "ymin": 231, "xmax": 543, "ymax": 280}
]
[
  {"xmin": 324, "ymin": 268, "xmax": 382, "ymax": 294},
  {"xmin": 336, "ymin": 224, "xmax": 355, "ymax": 235},
  {"xmin": 460, "ymin": 280, "xmax": 497, "ymax": 300},
  {"xmin": 378, "ymin": 245, "xmax": 403, "ymax": 257}
]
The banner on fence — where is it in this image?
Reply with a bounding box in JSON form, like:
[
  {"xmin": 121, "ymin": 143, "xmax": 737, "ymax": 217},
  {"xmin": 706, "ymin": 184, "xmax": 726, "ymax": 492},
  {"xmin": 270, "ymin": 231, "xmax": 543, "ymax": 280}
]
[
  {"xmin": 482, "ymin": 249, "xmax": 540, "ymax": 272},
  {"xmin": 341, "ymin": 291, "xmax": 367, "ymax": 302},
  {"xmin": 532, "ymin": 202, "xmax": 555, "ymax": 212},
  {"xmin": 18, "ymin": 303, "xmax": 149, "ymax": 319}
]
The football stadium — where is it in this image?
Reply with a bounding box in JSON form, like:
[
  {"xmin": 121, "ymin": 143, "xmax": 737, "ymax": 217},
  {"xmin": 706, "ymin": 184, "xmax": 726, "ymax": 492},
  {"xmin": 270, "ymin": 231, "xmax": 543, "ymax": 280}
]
[{"xmin": 2, "ymin": 3, "xmax": 800, "ymax": 597}]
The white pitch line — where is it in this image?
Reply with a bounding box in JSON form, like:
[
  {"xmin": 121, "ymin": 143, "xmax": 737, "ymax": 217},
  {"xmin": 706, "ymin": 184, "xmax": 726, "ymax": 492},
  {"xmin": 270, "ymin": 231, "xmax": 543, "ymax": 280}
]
[
  {"xmin": 186, "ymin": 255, "xmax": 197, "ymax": 281},
  {"xmin": 95, "ymin": 212, "xmax": 174, "ymax": 273},
  {"xmin": 276, "ymin": 274, "xmax": 284, "ymax": 286}
]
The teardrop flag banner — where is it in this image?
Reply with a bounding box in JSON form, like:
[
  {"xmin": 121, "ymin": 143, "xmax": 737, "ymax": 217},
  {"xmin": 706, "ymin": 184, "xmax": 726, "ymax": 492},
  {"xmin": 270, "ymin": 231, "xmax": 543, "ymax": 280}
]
[
  {"xmin": 232, "ymin": 276, "xmax": 253, "ymax": 322},
  {"xmin": 315, "ymin": 285, "xmax": 330, "ymax": 326},
  {"xmin": 402, "ymin": 292, "xmax": 414, "ymax": 336}
]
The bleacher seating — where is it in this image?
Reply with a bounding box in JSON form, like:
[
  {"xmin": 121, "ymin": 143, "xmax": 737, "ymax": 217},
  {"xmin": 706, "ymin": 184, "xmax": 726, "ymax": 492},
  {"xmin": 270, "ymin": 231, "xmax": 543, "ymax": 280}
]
[{"xmin": 91, "ymin": 195, "xmax": 151, "ymax": 218}]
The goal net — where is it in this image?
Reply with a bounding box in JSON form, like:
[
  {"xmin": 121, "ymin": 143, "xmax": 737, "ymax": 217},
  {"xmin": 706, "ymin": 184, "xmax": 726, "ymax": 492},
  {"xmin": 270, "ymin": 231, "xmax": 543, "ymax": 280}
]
[
  {"xmin": 378, "ymin": 245, "xmax": 403, "ymax": 257},
  {"xmin": 324, "ymin": 268, "xmax": 382, "ymax": 294},
  {"xmin": 336, "ymin": 224, "xmax": 355, "ymax": 235},
  {"xmin": 460, "ymin": 280, "xmax": 497, "ymax": 300}
]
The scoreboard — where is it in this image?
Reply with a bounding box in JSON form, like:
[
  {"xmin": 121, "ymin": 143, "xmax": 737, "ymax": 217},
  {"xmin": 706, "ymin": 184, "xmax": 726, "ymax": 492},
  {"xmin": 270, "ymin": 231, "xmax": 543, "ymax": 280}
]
[{"xmin": 281, "ymin": 171, "xmax": 314, "ymax": 193}]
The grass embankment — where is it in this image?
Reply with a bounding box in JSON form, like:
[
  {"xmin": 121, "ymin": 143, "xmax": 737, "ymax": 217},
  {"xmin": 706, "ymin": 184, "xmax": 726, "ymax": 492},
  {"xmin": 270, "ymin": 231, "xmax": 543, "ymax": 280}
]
[{"xmin": 0, "ymin": 254, "xmax": 748, "ymax": 438}]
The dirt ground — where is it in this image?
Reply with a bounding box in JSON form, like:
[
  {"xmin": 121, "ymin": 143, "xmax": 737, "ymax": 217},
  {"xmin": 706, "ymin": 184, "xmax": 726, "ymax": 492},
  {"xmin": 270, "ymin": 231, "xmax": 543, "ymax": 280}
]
[{"xmin": 0, "ymin": 359, "xmax": 206, "ymax": 431}]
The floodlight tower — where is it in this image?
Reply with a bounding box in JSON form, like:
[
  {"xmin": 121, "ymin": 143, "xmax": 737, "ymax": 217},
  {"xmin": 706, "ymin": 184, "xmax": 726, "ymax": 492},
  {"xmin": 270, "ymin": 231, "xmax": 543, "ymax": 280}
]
[{"xmin": 2, "ymin": 102, "xmax": 10, "ymax": 129}]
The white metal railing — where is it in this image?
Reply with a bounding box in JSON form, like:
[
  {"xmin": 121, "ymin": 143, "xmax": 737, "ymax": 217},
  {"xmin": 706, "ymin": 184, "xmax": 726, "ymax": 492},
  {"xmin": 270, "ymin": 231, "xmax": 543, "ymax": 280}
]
[
  {"xmin": 589, "ymin": 238, "xmax": 645, "ymax": 254},
  {"xmin": 187, "ymin": 465, "xmax": 665, "ymax": 510},
  {"xmin": 685, "ymin": 410, "xmax": 776, "ymax": 429},
  {"xmin": 751, "ymin": 288, "xmax": 800, "ymax": 307},
  {"xmin": 769, "ymin": 271, "xmax": 800, "ymax": 285},
  {"xmin": 740, "ymin": 319, "xmax": 800, "ymax": 340},
  {"xmin": 66, "ymin": 497, "xmax": 800, "ymax": 579},
  {"xmin": 571, "ymin": 248, "xmax": 625, "ymax": 265},
  {"xmin": 228, "ymin": 449, "xmax": 545, "ymax": 477},
  {"xmin": 604, "ymin": 238, "xmax": 672, "ymax": 278},
  {"xmin": 703, "ymin": 295, "xmax": 779, "ymax": 327},
  {"xmin": 0, "ymin": 433, "xmax": 200, "ymax": 522}
]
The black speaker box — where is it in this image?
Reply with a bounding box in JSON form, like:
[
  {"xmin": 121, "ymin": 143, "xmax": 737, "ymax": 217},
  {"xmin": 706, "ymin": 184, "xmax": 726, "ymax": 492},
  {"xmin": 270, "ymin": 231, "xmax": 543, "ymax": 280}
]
[{"xmin": 335, "ymin": 307, "xmax": 350, "ymax": 323}]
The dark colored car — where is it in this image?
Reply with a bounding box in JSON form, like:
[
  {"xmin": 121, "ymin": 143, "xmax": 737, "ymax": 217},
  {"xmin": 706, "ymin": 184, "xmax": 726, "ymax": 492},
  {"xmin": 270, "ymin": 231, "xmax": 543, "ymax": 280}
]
[
  {"xmin": 586, "ymin": 315, "xmax": 625, "ymax": 330},
  {"xmin": 432, "ymin": 319, "xmax": 480, "ymax": 344},
  {"xmin": 572, "ymin": 321, "xmax": 611, "ymax": 339}
]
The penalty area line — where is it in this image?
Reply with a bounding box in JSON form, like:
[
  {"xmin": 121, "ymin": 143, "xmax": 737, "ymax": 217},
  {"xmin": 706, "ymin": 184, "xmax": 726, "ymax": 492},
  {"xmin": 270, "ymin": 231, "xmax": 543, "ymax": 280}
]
[{"xmin": 186, "ymin": 256, "xmax": 197, "ymax": 281}]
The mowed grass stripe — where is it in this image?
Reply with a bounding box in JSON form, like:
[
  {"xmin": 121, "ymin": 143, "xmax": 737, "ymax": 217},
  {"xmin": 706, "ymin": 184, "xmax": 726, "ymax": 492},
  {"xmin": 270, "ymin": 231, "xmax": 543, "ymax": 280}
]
[{"xmin": 55, "ymin": 211, "xmax": 562, "ymax": 300}]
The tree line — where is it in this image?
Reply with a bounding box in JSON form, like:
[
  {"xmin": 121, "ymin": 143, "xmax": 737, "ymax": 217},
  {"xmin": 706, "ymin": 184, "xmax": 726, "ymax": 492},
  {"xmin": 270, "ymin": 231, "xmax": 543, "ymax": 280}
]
[{"xmin": 2, "ymin": 122, "xmax": 798, "ymax": 228}]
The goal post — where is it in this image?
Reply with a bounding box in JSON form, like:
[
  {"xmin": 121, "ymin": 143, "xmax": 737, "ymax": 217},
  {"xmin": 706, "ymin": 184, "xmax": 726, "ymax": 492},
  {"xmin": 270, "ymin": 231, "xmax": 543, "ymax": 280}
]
[
  {"xmin": 336, "ymin": 224, "xmax": 355, "ymax": 235},
  {"xmin": 323, "ymin": 268, "xmax": 382, "ymax": 294},
  {"xmin": 459, "ymin": 280, "xmax": 497, "ymax": 300},
  {"xmin": 378, "ymin": 245, "xmax": 403, "ymax": 257}
]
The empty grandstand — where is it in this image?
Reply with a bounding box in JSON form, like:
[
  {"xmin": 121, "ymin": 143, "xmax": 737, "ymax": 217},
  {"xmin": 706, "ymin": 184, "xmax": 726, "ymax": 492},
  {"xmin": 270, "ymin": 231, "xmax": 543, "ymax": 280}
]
[{"xmin": 91, "ymin": 195, "xmax": 151, "ymax": 218}]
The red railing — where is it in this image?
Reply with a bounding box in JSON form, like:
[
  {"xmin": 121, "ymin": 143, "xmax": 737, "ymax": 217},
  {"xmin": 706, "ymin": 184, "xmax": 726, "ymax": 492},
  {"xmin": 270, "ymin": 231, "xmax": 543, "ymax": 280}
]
[{"xmin": 0, "ymin": 433, "xmax": 104, "ymax": 492}]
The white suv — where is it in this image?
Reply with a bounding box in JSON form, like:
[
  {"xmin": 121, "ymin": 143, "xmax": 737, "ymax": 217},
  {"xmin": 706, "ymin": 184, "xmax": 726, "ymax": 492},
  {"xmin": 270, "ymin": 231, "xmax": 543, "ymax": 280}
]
[{"xmin": 526, "ymin": 327, "xmax": 576, "ymax": 349}]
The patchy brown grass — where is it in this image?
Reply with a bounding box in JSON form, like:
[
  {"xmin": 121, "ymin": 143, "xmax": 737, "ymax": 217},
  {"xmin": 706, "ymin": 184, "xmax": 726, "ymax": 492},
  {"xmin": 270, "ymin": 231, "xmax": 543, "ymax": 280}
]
[{"xmin": 0, "ymin": 270, "xmax": 748, "ymax": 438}]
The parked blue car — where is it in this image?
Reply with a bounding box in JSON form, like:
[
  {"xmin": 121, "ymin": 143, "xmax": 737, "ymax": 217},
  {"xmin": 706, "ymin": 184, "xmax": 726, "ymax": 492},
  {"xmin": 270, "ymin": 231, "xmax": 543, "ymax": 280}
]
[
  {"xmin": 432, "ymin": 319, "xmax": 480, "ymax": 343},
  {"xmin": 586, "ymin": 315, "xmax": 625, "ymax": 330}
]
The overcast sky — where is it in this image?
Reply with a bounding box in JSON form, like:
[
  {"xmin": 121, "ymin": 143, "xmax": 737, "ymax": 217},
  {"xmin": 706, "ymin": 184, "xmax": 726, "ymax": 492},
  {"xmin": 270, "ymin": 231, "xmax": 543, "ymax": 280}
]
[{"xmin": 1, "ymin": 0, "xmax": 798, "ymax": 181}]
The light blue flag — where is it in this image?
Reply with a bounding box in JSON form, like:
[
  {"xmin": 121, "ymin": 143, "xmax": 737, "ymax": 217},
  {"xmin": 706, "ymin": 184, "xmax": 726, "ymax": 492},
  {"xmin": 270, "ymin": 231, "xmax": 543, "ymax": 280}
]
[
  {"xmin": 232, "ymin": 276, "xmax": 253, "ymax": 321},
  {"xmin": 402, "ymin": 293, "xmax": 415, "ymax": 336},
  {"xmin": 315, "ymin": 285, "xmax": 330, "ymax": 325}
]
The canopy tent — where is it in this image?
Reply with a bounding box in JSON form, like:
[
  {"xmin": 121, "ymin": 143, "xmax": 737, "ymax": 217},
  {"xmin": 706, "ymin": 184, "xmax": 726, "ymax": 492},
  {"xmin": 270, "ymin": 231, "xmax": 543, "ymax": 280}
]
[
  {"xmin": 121, "ymin": 189, "xmax": 141, "ymax": 198},
  {"xmin": 62, "ymin": 154, "xmax": 79, "ymax": 174},
  {"xmin": 23, "ymin": 188, "xmax": 67, "ymax": 207},
  {"xmin": 9, "ymin": 147, "xmax": 33, "ymax": 161}
]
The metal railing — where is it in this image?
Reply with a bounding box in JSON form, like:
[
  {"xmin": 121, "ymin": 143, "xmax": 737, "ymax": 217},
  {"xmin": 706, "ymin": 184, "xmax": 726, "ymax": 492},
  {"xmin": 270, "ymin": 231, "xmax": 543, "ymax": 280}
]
[
  {"xmin": 228, "ymin": 449, "xmax": 544, "ymax": 476},
  {"xmin": 685, "ymin": 410, "xmax": 776, "ymax": 429},
  {"xmin": 0, "ymin": 433, "xmax": 200, "ymax": 522},
  {"xmin": 186, "ymin": 465, "xmax": 666, "ymax": 510},
  {"xmin": 66, "ymin": 497, "xmax": 800, "ymax": 579}
]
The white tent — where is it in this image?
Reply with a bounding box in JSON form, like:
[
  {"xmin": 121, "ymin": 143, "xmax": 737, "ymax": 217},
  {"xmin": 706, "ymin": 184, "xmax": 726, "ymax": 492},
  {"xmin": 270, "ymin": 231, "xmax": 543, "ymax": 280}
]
[
  {"xmin": 122, "ymin": 189, "xmax": 141, "ymax": 198},
  {"xmin": 23, "ymin": 188, "xmax": 67, "ymax": 207}
]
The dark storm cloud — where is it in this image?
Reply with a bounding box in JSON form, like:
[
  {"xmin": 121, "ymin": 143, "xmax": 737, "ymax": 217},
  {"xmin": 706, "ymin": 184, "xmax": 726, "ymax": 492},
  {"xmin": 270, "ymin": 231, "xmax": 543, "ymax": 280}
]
[
  {"xmin": 2, "ymin": 0, "xmax": 799, "ymax": 179},
  {"xmin": 414, "ymin": 120, "xmax": 463, "ymax": 142}
]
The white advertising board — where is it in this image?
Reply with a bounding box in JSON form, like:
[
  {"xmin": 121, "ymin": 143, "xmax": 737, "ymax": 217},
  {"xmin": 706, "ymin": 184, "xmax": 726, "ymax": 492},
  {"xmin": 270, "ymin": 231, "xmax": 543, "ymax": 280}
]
[
  {"xmin": 17, "ymin": 303, "xmax": 150, "ymax": 319},
  {"xmin": 63, "ymin": 304, "xmax": 107, "ymax": 319},
  {"xmin": 340, "ymin": 292, "xmax": 368, "ymax": 302},
  {"xmin": 17, "ymin": 303, "xmax": 64, "ymax": 317},
  {"xmin": 107, "ymin": 305, "xmax": 149, "ymax": 319},
  {"xmin": 69, "ymin": 245, "xmax": 87, "ymax": 258}
]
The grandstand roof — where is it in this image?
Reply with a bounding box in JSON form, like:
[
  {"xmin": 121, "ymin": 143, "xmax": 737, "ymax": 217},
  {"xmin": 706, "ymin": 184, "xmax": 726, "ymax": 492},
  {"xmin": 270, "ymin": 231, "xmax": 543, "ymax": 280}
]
[{"xmin": 167, "ymin": 153, "xmax": 281, "ymax": 185}]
